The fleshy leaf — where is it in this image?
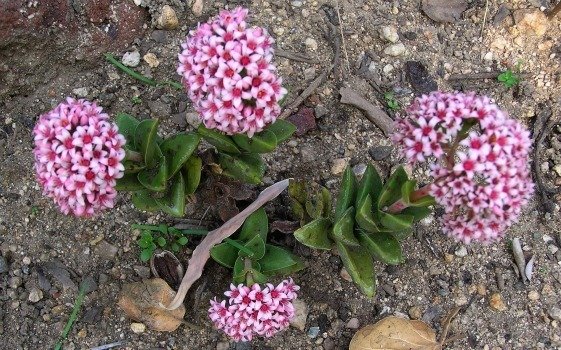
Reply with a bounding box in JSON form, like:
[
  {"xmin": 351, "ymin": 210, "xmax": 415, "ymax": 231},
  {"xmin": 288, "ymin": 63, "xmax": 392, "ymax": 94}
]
[
  {"xmin": 238, "ymin": 208, "xmax": 268, "ymax": 242},
  {"xmin": 294, "ymin": 218, "xmax": 333, "ymax": 250},
  {"xmin": 410, "ymin": 195, "xmax": 436, "ymax": 207},
  {"xmin": 401, "ymin": 206, "xmax": 432, "ymax": 221},
  {"xmin": 197, "ymin": 125, "xmax": 240, "ymax": 154},
  {"xmin": 240, "ymin": 235, "xmax": 266, "ymax": 260},
  {"xmin": 134, "ymin": 119, "xmax": 159, "ymax": 168},
  {"xmin": 210, "ymin": 242, "xmax": 239, "ymax": 268},
  {"xmin": 288, "ymin": 180, "xmax": 307, "ymax": 204},
  {"xmin": 358, "ymin": 231, "xmax": 403, "ymax": 265},
  {"xmin": 131, "ymin": 189, "xmax": 159, "ymax": 211},
  {"xmin": 334, "ymin": 166, "xmax": 357, "ymax": 221},
  {"xmin": 305, "ymin": 190, "xmax": 325, "ymax": 220},
  {"xmin": 320, "ymin": 187, "xmax": 332, "ymax": 218},
  {"xmin": 331, "ymin": 207, "xmax": 360, "ymax": 246},
  {"xmin": 155, "ymin": 172, "xmax": 186, "ymax": 217},
  {"xmin": 116, "ymin": 173, "xmax": 144, "ymax": 191},
  {"xmin": 232, "ymin": 130, "xmax": 278, "ymax": 153},
  {"xmin": 291, "ymin": 200, "xmax": 307, "ymax": 222},
  {"xmin": 356, "ymin": 195, "xmax": 382, "ymax": 233},
  {"xmin": 218, "ymin": 153, "xmax": 265, "ymax": 185},
  {"xmin": 265, "ymin": 119, "xmax": 297, "ymax": 143},
  {"xmin": 260, "ymin": 245, "xmax": 305, "ymax": 275},
  {"xmin": 378, "ymin": 166, "xmax": 409, "ymax": 208},
  {"xmin": 379, "ymin": 212, "xmax": 414, "ymax": 231},
  {"xmin": 123, "ymin": 160, "xmax": 146, "ymax": 174},
  {"xmin": 233, "ymin": 256, "xmax": 245, "ymax": 283},
  {"xmin": 337, "ymin": 242, "xmax": 376, "ymax": 297},
  {"xmin": 160, "ymin": 133, "xmax": 200, "ymax": 179},
  {"xmin": 182, "ymin": 155, "xmax": 202, "ymax": 195},
  {"xmin": 356, "ymin": 164, "xmax": 383, "ymax": 208},
  {"xmin": 400, "ymin": 180, "xmax": 417, "ymax": 205},
  {"xmin": 115, "ymin": 113, "xmax": 140, "ymax": 147},
  {"xmin": 392, "ymin": 229, "xmax": 413, "ymax": 241},
  {"xmin": 137, "ymin": 153, "xmax": 168, "ymax": 192}
]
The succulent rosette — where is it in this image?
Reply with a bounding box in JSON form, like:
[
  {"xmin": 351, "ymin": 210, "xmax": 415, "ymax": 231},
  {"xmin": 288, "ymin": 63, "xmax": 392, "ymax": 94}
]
[
  {"xmin": 33, "ymin": 97, "xmax": 126, "ymax": 217},
  {"xmin": 392, "ymin": 92, "xmax": 534, "ymax": 243},
  {"xmin": 177, "ymin": 7, "xmax": 286, "ymax": 137}
]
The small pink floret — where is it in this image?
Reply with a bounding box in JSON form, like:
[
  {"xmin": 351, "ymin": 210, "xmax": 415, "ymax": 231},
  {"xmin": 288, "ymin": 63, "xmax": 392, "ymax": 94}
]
[{"xmin": 33, "ymin": 97, "xmax": 126, "ymax": 217}]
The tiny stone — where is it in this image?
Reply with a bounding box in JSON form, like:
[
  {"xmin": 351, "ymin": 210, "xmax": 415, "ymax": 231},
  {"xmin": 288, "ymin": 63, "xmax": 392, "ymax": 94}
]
[
  {"xmin": 122, "ymin": 51, "xmax": 141, "ymax": 67},
  {"xmin": 290, "ymin": 299, "xmax": 308, "ymax": 331},
  {"xmin": 305, "ymin": 37, "xmax": 318, "ymax": 51},
  {"xmin": 384, "ymin": 43, "xmax": 406, "ymax": 57},
  {"xmin": 455, "ymin": 246, "xmax": 468, "ymax": 257},
  {"xmin": 0, "ymin": 256, "xmax": 8, "ymax": 273},
  {"xmin": 216, "ymin": 342, "xmax": 229, "ymax": 350},
  {"xmin": 130, "ymin": 322, "xmax": 146, "ymax": 333},
  {"xmin": 553, "ymin": 165, "xmax": 561, "ymax": 177},
  {"xmin": 273, "ymin": 27, "xmax": 285, "ymax": 36},
  {"xmin": 323, "ymin": 338, "xmax": 336, "ymax": 350},
  {"xmin": 287, "ymin": 140, "xmax": 298, "ymax": 147},
  {"xmin": 383, "ymin": 64, "xmax": 394, "ymax": 75},
  {"xmin": 352, "ymin": 163, "xmax": 367, "ymax": 177},
  {"xmin": 307, "ymin": 326, "xmax": 320, "ymax": 338},
  {"xmin": 94, "ymin": 240, "xmax": 118, "ymax": 260},
  {"xmin": 444, "ymin": 253, "xmax": 454, "ymax": 263},
  {"xmin": 379, "ymin": 25, "xmax": 399, "ymax": 43},
  {"xmin": 133, "ymin": 265, "xmax": 151, "ymax": 279},
  {"xmin": 541, "ymin": 162, "xmax": 550, "ymax": 173},
  {"xmin": 489, "ymin": 293, "xmax": 507, "ymax": 311},
  {"xmin": 185, "ymin": 112, "xmax": 201, "ymax": 128},
  {"xmin": 331, "ymin": 158, "xmax": 348, "ymax": 175},
  {"xmin": 28, "ymin": 287, "xmax": 43, "ymax": 303},
  {"xmin": 368, "ymin": 146, "xmax": 392, "ymax": 161},
  {"xmin": 549, "ymin": 307, "xmax": 561, "ymax": 321},
  {"xmin": 368, "ymin": 62, "xmax": 377, "ymax": 73},
  {"xmin": 303, "ymin": 67, "xmax": 316, "ymax": 81},
  {"xmin": 548, "ymin": 245, "xmax": 559, "ymax": 255},
  {"xmin": 528, "ymin": 290, "xmax": 540, "ymax": 301},
  {"xmin": 409, "ymin": 306, "xmax": 422, "ymax": 319},
  {"xmin": 143, "ymin": 53, "xmax": 160, "ymax": 68},
  {"xmin": 315, "ymin": 105, "xmax": 328, "ymax": 118},
  {"xmin": 156, "ymin": 5, "xmax": 178, "ymax": 30},
  {"xmin": 9, "ymin": 276, "xmax": 22, "ymax": 289},
  {"xmin": 340, "ymin": 267, "xmax": 352, "ymax": 282},
  {"xmin": 72, "ymin": 87, "xmax": 89, "ymax": 97},
  {"xmin": 345, "ymin": 318, "xmax": 360, "ymax": 329},
  {"xmin": 77, "ymin": 329, "xmax": 87, "ymax": 339},
  {"xmin": 291, "ymin": 0, "xmax": 303, "ymax": 7},
  {"xmin": 483, "ymin": 52, "xmax": 493, "ymax": 61},
  {"xmin": 22, "ymin": 256, "xmax": 31, "ymax": 265}
]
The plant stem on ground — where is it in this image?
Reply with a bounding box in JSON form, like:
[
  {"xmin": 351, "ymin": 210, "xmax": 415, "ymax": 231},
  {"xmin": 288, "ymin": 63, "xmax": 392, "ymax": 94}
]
[{"xmin": 53, "ymin": 285, "xmax": 86, "ymax": 350}]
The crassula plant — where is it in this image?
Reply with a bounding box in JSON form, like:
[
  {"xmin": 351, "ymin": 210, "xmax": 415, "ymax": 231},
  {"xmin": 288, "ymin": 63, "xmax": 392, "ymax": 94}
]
[
  {"xmin": 292, "ymin": 91, "xmax": 534, "ymax": 297},
  {"xmin": 177, "ymin": 7, "xmax": 295, "ymax": 185}
]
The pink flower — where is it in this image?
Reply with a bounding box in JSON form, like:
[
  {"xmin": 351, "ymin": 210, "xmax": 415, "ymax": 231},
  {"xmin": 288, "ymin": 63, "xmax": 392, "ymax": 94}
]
[
  {"xmin": 208, "ymin": 278, "xmax": 299, "ymax": 342},
  {"xmin": 177, "ymin": 7, "xmax": 287, "ymax": 137},
  {"xmin": 33, "ymin": 97, "xmax": 126, "ymax": 217},
  {"xmin": 392, "ymin": 92, "xmax": 534, "ymax": 244}
]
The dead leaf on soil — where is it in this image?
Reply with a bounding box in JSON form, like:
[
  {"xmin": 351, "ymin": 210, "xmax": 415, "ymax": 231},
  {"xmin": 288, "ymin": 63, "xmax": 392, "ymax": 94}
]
[
  {"xmin": 118, "ymin": 278, "xmax": 186, "ymax": 332},
  {"xmin": 349, "ymin": 316, "xmax": 441, "ymax": 350}
]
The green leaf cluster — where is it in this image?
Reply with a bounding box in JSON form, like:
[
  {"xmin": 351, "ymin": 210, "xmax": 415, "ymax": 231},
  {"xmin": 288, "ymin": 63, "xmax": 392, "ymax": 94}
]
[
  {"xmin": 115, "ymin": 114, "xmax": 202, "ymax": 216},
  {"xmin": 292, "ymin": 164, "xmax": 434, "ymax": 297},
  {"xmin": 210, "ymin": 208, "xmax": 304, "ymax": 284},
  {"xmin": 497, "ymin": 70, "xmax": 520, "ymax": 88},
  {"xmin": 198, "ymin": 120, "xmax": 296, "ymax": 185},
  {"xmin": 136, "ymin": 224, "xmax": 191, "ymax": 262}
]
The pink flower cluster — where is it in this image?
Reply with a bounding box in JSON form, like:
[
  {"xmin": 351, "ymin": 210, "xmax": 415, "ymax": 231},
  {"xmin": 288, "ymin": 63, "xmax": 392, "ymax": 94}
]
[
  {"xmin": 392, "ymin": 92, "xmax": 534, "ymax": 243},
  {"xmin": 208, "ymin": 278, "xmax": 299, "ymax": 342},
  {"xmin": 177, "ymin": 7, "xmax": 287, "ymax": 137},
  {"xmin": 33, "ymin": 97, "xmax": 126, "ymax": 217}
]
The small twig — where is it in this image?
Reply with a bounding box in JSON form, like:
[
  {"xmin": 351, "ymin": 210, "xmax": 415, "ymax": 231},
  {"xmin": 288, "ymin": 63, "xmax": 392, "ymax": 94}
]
[
  {"xmin": 334, "ymin": 0, "xmax": 351, "ymax": 73},
  {"xmin": 54, "ymin": 285, "xmax": 86, "ymax": 350},
  {"xmin": 275, "ymin": 48, "xmax": 318, "ymax": 63},
  {"xmin": 339, "ymin": 87, "xmax": 394, "ymax": 136},
  {"xmin": 512, "ymin": 238, "xmax": 527, "ymax": 283},
  {"xmin": 424, "ymin": 236, "xmax": 439, "ymax": 258},
  {"xmin": 547, "ymin": 2, "xmax": 561, "ymax": 19},
  {"xmin": 89, "ymin": 342, "xmax": 126, "ymax": 350},
  {"xmin": 439, "ymin": 306, "xmax": 461, "ymax": 345},
  {"xmin": 480, "ymin": 0, "xmax": 489, "ymax": 38},
  {"xmin": 279, "ymin": 68, "xmax": 332, "ymax": 119},
  {"xmin": 447, "ymin": 71, "xmax": 530, "ymax": 81}
]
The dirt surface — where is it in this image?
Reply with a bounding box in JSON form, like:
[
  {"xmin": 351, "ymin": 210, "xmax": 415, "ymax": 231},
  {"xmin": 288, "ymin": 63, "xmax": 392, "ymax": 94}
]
[{"xmin": 1, "ymin": 0, "xmax": 561, "ymax": 349}]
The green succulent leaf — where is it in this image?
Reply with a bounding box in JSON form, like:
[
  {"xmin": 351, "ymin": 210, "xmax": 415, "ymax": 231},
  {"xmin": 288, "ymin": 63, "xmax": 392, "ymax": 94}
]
[
  {"xmin": 134, "ymin": 119, "xmax": 160, "ymax": 168},
  {"xmin": 358, "ymin": 231, "xmax": 403, "ymax": 265},
  {"xmin": 240, "ymin": 235, "xmax": 266, "ymax": 260},
  {"xmin": 379, "ymin": 212, "xmax": 414, "ymax": 231},
  {"xmin": 138, "ymin": 233, "xmax": 153, "ymax": 248},
  {"xmin": 115, "ymin": 113, "xmax": 140, "ymax": 147},
  {"xmin": 291, "ymin": 200, "xmax": 307, "ymax": 222},
  {"xmin": 218, "ymin": 153, "xmax": 265, "ymax": 185},
  {"xmin": 400, "ymin": 180, "xmax": 417, "ymax": 205},
  {"xmin": 260, "ymin": 245, "xmax": 305, "ymax": 275},
  {"xmin": 160, "ymin": 133, "xmax": 200, "ymax": 179},
  {"xmin": 238, "ymin": 208, "xmax": 268, "ymax": 242},
  {"xmin": 156, "ymin": 236, "xmax": 167, "ymax": 247},
  {"xmin": 305, "ymin": 190, "xmax": 325, "ymax": 220},
  {"xmin": 131, "ymin": 189, "xmax": 159, "ymax": 211},
  {"xmin": 265, "ymin": 119, "xmax": 297, "ymax": 143},
  {"xmin": 233, "ymin": 257, "xmax": 263, "ymax": 283},
  {"xmin": 392, "ymin": 229, "xmax": 413, "ymax": 241},
  {"xmin": 233, "ymin": 257, "xmax": 245, "ymax": 283},
  {"xmin": 249, "ymin": 268, "xmax": 268, "ymax": 284},
  {"xmin": 294, "ymin": 218, "xmax": 333, "ymax": 250},
  {"xmin": 211, "ymin": 242, "xmax": 240, "ymax": 268},
  {"xmin": 182, "ymin": 155, "xmax": 203, "ymax": 195},
  {"xmin": 177, "ymin": 236, "xmax": 188, "ymax": 245},
  {"xmin": 137, "ymin": 153, "xmax": 168, "ymax": 192},
  {"xmin": 320, "ymin": 187, "xmax": 332, "ymax": 218},
  {"xmin": 197, "ymin": 125, "xmax": 241, "ymax": 154},
  {"xmin": 378, "ymin": 166, "xmax": 409, "ymax": 208},
  {"xmin": 331, "ymin": 207, "xmax": 360, "ymax": 246},
  {"xmin": 155, "ymin": 172, "xmax": 186, "ymax": 217},
  {"xmin": 410, "ymin": 195, "xmax": 436, "ymax": 207},
  {"xmin": 401, "ymin": 206, "xmax": 432, "ymax": 221},
  {"xmin": 123, "ymin": 160, "xmax": 146, "ymax": 174},
  {"xmin": 337, "ymin": 242, "xmax": 376, "ymax": 298},
  {"xmin": 232, "ymin": 130, "xmax": 278, "ymax": 153},
  {"xmin": 356, "ymin": 164, "xmax": 383, "ymax": 208},
  {"xmin": 288, "ymin": 180, "xmax": 307, "ymax": 204},
  {"xmin": 355, "ymin": 195, "xmax": 382, "ymax": 233},
  {"xmin": 115, "ymin": 173, "xmax": 144, "ymax": 191},
  {"xmin": 140, "ymin": 248, "xmax": 153, "ymax": 262},
  {"xmin": 171, "ymin": 242, "xmax": 180, "ymax": 252},
  {"xmin": 334, "ymin": 166, "xmax": 357, "ymax": 221}
]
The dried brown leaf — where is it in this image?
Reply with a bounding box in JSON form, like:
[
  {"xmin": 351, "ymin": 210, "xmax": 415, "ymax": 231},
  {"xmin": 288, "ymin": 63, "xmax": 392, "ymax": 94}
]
[
  {"xmin": 350, "ymin": 316, "xmax": 441, "ymax": 350},
  {"xmin": 165, "ymin": 179, "xmax": 290, "ymax": 310}
]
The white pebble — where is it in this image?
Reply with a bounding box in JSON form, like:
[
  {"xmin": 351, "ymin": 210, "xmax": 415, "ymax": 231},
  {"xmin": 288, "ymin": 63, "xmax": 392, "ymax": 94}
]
[
  {"xmin": 384, "ymin": 43, "xmax": 406, "ymax": 56},
  {"xmin": 122, "ymin": 51, "xmax": 140, "ymax": 67}
]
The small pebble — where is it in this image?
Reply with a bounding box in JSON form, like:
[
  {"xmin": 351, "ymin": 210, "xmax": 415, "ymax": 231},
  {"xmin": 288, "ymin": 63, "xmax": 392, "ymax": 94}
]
[
  {"xmin": 305, "ymin": 37, "xmax": 318, "ymax": 51},
  {"xmin": 290, "ymin": 299, "xmax": 308, "ymax": 331},
  {"xmin": 528, "ymin": 290, "xmax": 540, "ymax": 301},
  {"xmin": 331, "ymin": 158, "xmax": 348, "ymax": 175},
  {"xmin": 379, "ymin": 25, "xmax": 399, "ymax": 43},
  {"xmin": 122, "ymin": 51, "xmax": 140, "ymax": 67},
  {"xmin": 307, "ymin": 326, "xmax": 320, "ymax": 338},
  {"xmin": 455, "ymin": 246, "xmax": 468, "ymax": 257},
  {"xmin": 143, "ymin": 53, "xmax": 160, "ymax": 68},
  {"xmin": 216, "ymin": 342, "xmax": 229, "ymax": 350},
  {"xmin": 0, "ymin": 256, "xmax": 8, "ymax": 273},
  {"xmin": 291, "ymin": 0, "xmax": 303, "ymax": 7},
  {"xmin": 28, "ymin": 287, "xmax": 43, "ymax": 303},
  {"xmin": 72, "ymin": 87, "xmax": 89, "ymax": 97},
  {"xmin": 489, "ymin": 293, "xmax": 507, "ymax": 311},
  {"xmin": 130, "ymin": 322, "xmax": 146, "ymax": 333},
  {"xmin": 384, "ymin": 43, "xmax": 406, "ymax": 57},
  {"xmin": 352, "ymin": 163, "xmax": 367, "ymax": 177},
  {"xmin": 9, "ymin": 276, "xmax": 22, "ymax": 289},
  {"xmin": 340, "ymin": 267, "xmax": 352, "ymax": 282},
  {"xmin": 382, "ymin": 64, "xmax": 394, "ymax": 75},
  {"xmin": 156, "ymin": 5, "xmax": 178, "ymax": 30},
  {"xmin": 549, "ymin": 307, "xmax": 561, "ymax": 321},
  {"xmin": 345, "ymin": 318, "xmax": 360, "ymax": 329},
  {"xmin": 409, "ymin": 306, "xmax": 422, "ymax": 319}
]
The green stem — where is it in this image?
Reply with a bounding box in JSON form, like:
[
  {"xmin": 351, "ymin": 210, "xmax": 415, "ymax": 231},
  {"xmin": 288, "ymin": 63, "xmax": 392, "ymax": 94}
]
[
  {"xmin": 104, "ymin": 53, "xmax": 157, "ymax": 86},
  {"xmin": 157, "ymin": 80, "xmax": 184, "ymax": 90},
  {"xmin": 125, "ymin": 149, "xmax": 144, "ymax": 163},
  {"xmin": 386, "ymin": 184, "xmax": 432, "ymax": 214},
  {"xmin": 244, "ymin": 258, "xmax": 255, "ymax": 287},
  {"xmin": 54, "ymin": 285, "xmax": 86, "ymax": 350}
]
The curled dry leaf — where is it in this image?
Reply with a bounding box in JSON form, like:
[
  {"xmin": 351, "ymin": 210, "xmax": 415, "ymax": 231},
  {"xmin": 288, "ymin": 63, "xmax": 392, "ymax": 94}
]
[
  {"xmin": 118, "ymin": 278, "xmax": 186, "ymax": 332},
  {"xmin": 350, "ymin": 316, "xmax": 441, "ymax": 350},
  {"xmin": 150, "ymin": 250, "xmax": 184, "ymax": 290}
]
